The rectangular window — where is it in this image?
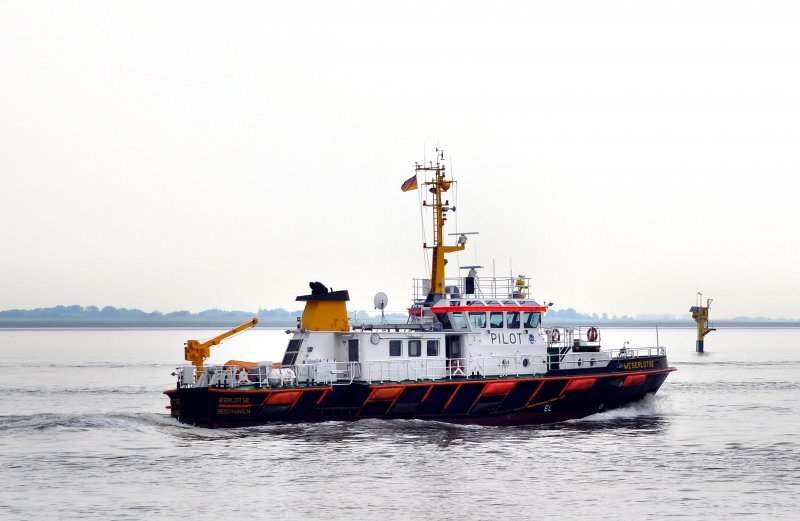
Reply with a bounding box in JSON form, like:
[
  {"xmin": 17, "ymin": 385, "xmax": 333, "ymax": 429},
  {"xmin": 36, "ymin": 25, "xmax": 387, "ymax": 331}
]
[
  {"xmin": 452, "ymin": 312, "xmax": 468, "ymax": 330},
  {"xmin": 469, "ymin": 312, "xmax": 487, "ymax": 329},
  {"xmin": 523, "ymin": 312, "xmax": 541, "ymax": 328},
  {"xmin": 490, "ymin": 312, "xmax": 504, "ymax": 328},
  {"xmin": 436, "ymin": 313, "xmax": 453, "ymax": 330},
  {"xmin": 506, "ymin": 312, "xmax": 520, "ymax": 329},
  {"xmin": 389, "ymin": 340, "xmax": 402, "ymax": 357},
  {"xmin": 427, "ymin": 340, "xmax": 439, "ymax": 357},
  {"xmin": 409, "ymin": 340, "xmax": 421, "ymax": 357}
]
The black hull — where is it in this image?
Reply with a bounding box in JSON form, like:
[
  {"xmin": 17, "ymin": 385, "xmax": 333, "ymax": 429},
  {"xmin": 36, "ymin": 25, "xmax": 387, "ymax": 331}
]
[{"xmin": 166, "ymin": 357, "xmax": 674, "ymax": 428}]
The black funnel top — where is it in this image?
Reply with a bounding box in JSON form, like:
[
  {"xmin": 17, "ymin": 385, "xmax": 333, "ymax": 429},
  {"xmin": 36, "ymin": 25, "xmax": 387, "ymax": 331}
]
[{"xmin": 296, "ymin": 290, "xmax": 350, "ymax": 302}]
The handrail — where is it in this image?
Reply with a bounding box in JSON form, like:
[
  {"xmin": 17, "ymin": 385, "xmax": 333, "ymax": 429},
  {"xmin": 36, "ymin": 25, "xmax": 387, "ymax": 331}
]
[
  {"xmin": 608, "ymin": 346, "xmax": 666, "ymax": 359},
  {"xmin": 543, "ymin": 326, "xmax": 602, "ymax": 348},
  {"xmin": 299, "ymin": 355, "xmax": 543, "ymax": 384},
  {"xmin": 413, "ymin": 276, "xmax": 532, "ymax": 300},
  {"xmin": 548, "ymin": 353, "xmax": 610, "ymax": 370},
  {"xmin": 174, "ymin": 346, "xmax": 668, "ymax": 388}
]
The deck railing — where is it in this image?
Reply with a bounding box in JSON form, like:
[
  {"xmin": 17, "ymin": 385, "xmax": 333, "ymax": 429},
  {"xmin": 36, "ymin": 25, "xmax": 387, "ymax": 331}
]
[
  {"xmin": 542, "ymin": 326, "xmax": 602, "ymax": 349},
  {"xmin": 175, "ymin": 344, "xmax": 667, "ymax": 389},
  {"xmin": 298, "ymin": 355, "xmax": 543, "ymax": 384},
  {"xmin": 608, "ymin": 346, "xmax": 666, "ymax": 359},
  {"xmin": 412, "ymin": 276, "xmax": 532, "ymax": 300}
]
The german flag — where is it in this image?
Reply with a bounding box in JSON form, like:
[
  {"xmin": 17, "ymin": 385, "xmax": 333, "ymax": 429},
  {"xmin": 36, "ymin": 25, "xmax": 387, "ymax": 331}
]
[{"xmin": 401, "ymin": 174, "xmax": 418, "ymax": 192}]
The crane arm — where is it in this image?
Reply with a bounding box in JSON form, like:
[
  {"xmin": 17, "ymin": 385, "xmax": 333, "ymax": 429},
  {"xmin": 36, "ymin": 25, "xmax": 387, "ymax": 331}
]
[{"xmin": 184, "ymin": 318, "xmax": 259, "ymax": 375}]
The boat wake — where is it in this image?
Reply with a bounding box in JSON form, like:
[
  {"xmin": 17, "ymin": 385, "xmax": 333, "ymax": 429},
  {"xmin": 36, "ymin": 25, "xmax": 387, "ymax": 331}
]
[
  {"xmin": 0, "ymin": 411, "xmax": 177, "ymax": 434},
  {"xmin": 3, "ymin": 385, "xmax": 151, "ymax": 395},
  {"xmin": 573, "ymin": 393, "xmax": 668, "ymax": 421}
]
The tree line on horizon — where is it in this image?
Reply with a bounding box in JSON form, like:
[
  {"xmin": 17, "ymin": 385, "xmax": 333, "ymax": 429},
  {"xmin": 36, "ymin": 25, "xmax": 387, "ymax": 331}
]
[
  {"xmin": 0, "ymin": 304, "xmax": 796, "ymax": 323},
  {"xmin": 0, "ymin": 305, "xmax": 297, "ymax": 321}
]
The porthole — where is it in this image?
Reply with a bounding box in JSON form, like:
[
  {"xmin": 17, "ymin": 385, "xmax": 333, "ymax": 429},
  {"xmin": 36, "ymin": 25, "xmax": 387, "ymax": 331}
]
[{"xmin": 522, "ymin": 358, "xmax": 530, "ymax": 368}]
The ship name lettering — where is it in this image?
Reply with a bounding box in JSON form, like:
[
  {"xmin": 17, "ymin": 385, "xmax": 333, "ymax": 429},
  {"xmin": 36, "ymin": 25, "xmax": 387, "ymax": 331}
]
[
  {"xmin": 217, "ymin": 408, "xmax": 251, "ymax": 415},
  {"xmin": 489, "ymin": 332, "xmax": 524, "ymax": 345},
  {"xmin": 623, "ymin": 360, "xmax": 655, "ymax": 370},
  {"xmin": 219, "ymin": 397, "xmax": 249, "ymax": 404}
]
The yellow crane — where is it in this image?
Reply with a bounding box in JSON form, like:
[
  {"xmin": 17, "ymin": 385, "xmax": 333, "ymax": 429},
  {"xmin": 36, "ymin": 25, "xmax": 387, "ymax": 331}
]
[{"xmin": 184, "ymin": 318, "xmax": 259, "ymax": 376}]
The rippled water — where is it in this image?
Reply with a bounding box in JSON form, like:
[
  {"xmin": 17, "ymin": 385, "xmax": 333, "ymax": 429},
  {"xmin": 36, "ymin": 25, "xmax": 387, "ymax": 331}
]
[{"xmin": 2, "ymin": 328, "xmax": 799, "ymax": 520}]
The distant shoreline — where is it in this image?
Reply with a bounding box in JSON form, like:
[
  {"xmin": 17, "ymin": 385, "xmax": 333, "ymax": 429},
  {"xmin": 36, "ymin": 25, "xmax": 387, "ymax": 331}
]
[
  {"xmin": 3, "ymin": 305, "xmax": 796, "ymax": 329},
  {"xmin": 1, "ymin": 319, "xmax": 798, "ymax": 329}
]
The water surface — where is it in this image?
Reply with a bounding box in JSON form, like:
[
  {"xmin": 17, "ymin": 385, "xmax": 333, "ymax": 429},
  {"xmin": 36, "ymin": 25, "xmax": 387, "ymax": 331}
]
[{"xmin": 1, "ymin": 328, "xmax": 799, "ymax": 520}]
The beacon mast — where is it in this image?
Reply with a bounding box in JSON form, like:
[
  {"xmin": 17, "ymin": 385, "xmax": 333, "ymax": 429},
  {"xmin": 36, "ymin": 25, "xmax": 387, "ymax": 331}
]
[{"xmin": 690, "ymin": 292, "xmax": 715, "ymax": 353}]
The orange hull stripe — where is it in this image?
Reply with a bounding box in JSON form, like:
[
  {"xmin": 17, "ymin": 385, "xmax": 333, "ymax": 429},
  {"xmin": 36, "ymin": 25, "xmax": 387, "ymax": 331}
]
[
  {"xmin": 621, "ymin": 374, "xmax": 648, "ymax": 387},
  {"xmin": 524, "ymin": 381, "xmax": 546, "ymax": 408},
  {"xmin": 316, "ymin": 389, "xmax": 331, "ymax": 405},
  {"xmin": 482, "ymin": 381, "xmax": 516, "ymax": 396},
  {"xmin": 563, "ymin": 378, "xmax": 597, "ymax": 392},
  {"xmin": 442, "ymin": 384, "xmax": 463, "ymax": 410},
  {"xmin": 265, "ymin": 391, "xmax": 303, "ymax": 405},
  {"xmin": 197, "ymin": 368, "xmax": 674, "ymax": 396},
  {"xmin": 368, "ymin": 386, "xmax": 405, "ymax": 401},
  {"xmin": 420, "ymin": 385, "xmax": 435, "ymax": 403}
]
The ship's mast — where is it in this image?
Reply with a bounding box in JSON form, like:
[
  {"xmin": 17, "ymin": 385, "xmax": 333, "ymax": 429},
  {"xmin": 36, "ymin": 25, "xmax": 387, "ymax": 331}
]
[{"xmin": 416, "ymin": 150, "xmax": 465, "ymax": 299}]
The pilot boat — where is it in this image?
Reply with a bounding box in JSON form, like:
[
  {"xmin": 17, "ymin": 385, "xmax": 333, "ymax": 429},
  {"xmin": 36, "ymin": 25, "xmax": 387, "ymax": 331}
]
[{"xmin": 165, "ymin": 152, "xmax": 675, "ymax": 427}]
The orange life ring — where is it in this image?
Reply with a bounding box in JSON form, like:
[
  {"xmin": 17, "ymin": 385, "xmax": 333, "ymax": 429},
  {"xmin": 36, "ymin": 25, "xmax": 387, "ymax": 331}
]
[
  {"xmin": 236, "ymin": 368, "xmax": 250, "ymax": 384},
  {"xmin": 587, "ymin": 327, "xmax": 599, "ymax": 342},
  {"xmin": 550, "ymin": 329, "xmax": 561, "ymax": 343}
]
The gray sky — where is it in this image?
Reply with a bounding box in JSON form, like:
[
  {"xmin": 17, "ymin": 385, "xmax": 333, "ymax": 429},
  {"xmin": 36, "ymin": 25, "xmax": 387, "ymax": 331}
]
[{"xmin": 2, "ymin": 1, "xmax": 799, "ymax": 320}]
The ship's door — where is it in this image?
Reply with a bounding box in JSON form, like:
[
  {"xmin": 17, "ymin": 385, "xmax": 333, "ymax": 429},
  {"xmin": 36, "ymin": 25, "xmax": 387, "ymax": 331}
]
[
  {"xmin": 445, "ymin": 335, "xmax": 464, "ymax": 376},
  {"xmin": 348, "ymin": 339, "xmax": 359, "ymax": 362},
  {"xmin": 347, "ymin": 338, "xmax": 360, "ymax": 379},
  {"xmin": 445, "ymin": 335, "xmax": 461, "ymax": 359}
]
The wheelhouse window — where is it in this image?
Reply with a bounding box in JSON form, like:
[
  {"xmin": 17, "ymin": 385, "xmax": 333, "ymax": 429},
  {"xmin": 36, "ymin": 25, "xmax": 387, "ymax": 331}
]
[
  {"xmin": 389, "ymin": 340, "xmax": 402, "ymax": 357},
  {"xmin": 409, "ymin": 340, "xmax": 421, "ymax": 357},
  {"xmin": 523, "ymin": 312, "xmax": 541, "ymax": 328},
  {"xmin": 469, "ymin": 312, "xmax": 487, "ymax": 329},
  {"xmin": 452, "ymin": 312, "xmax": 468, "ymax": 330},
  {"xmin": 506, "ymin": 312, "xmax": 520, "ymax": 329},
  {"xmin": 490, "ymin": 312, "xmax": 504, "ymax": 328},
  {"xmin": 427, "ymin": 340, "xmax": 439, "ymax": 356},
  {"xmin": 436, "ymin": 313, "xmax": 452, "ymax": 330}
]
